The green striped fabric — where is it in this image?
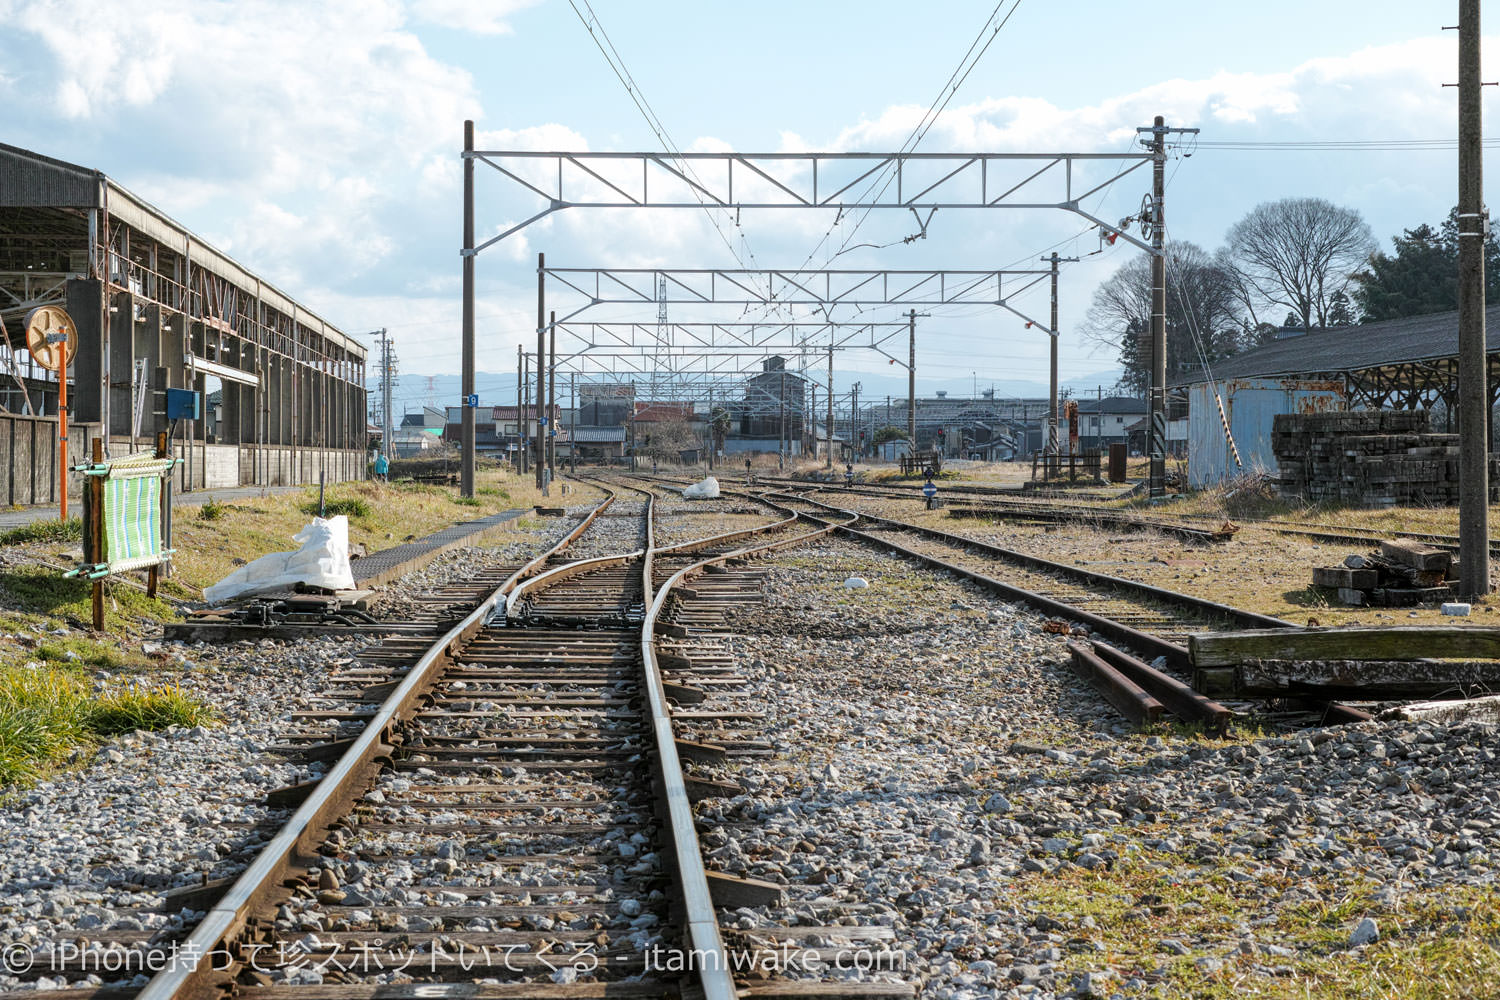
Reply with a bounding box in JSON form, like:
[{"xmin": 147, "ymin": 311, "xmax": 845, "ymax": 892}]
[{"xmin": 102, "ymin": 472, "xmax": 164, "ymax": 573}]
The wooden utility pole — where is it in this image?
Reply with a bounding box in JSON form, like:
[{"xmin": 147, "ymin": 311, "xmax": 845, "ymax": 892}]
[{"xmin": 1458, "ymin": 0, "xmax": 1491, "ymax": 597}]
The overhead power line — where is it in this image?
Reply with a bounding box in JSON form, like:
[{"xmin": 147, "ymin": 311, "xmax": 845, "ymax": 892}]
[
  {"xmin": 796, "ymin": 0, "xmax": 1026, "ymax": 277},
  {"xmin": 568, "ymin": 0, "xmax": 761, "ymax": 278},
  {"xmin": 1196, "ymin": 138, "xmax": 1500, "ymax": 150}
]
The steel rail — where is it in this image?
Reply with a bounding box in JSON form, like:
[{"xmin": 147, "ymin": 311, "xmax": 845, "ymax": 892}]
[
  {"xmin": 135, "ymin": 489, "xmax": 616, "ymax": 1000},
  {"xmin": 638, "ymin": 494, "xmax": 843, "ymax": 1000},
  {"xmin": 774, "ymin": 491, "xmax": 1292, "ymax": 631}
]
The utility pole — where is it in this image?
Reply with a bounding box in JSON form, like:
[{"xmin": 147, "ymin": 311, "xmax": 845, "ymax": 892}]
[
  {"xmin": 460, "ymin": 120, "xmax": 476, "ymax": 496},
  {"xmin": 1146, "ymin": 119, "xmax": 1167, "ymax": 498},
  {"xmin": 852, "ymin": 381, "xmax": 861, "ymax": 459},
  {"xmin": 373, "ymin": 328, "xmax": 395, "ymax": 463},
  {"xmin": 521, "ymin": 350, "xmax": 530, "ymax": 475},
  {"xmin": 809, "ymin": 383, "xmax": 817, "ymax": 462},
  {"xmin": 907, "ymin": 310, "xmax": 917, "ymax": 457},
  {"xmin": 548, "ymin": 311, "xmax": 557, "ymax": 484},
  {"xmin": 1137, "ymin": 116, "xmax": 1197, "ymax": 497},
  {"xmin": 535, "ymin": 252, "xmax": 546, "ymax": 492},
  {"xmin": 515, "ymin": 345, "xmax": 524, "ymax": 474},
  {"xmin": 778, "ymin": 370, "xmax": 787, "ymax": 462},
  {"xmin": 1458, "ymin": 0, "xmax": 1491, "ymax": 597},
  {"xmin": 1044, "ymin": 252, "xmax": 1079, "ymax": 457},
  {"xmin": 826, "ymin": 345, "xmax": 834, "ymax": 469},
  {"xmin": 570, "ymin": 373, "xmax": 577, "ymax": 472}
]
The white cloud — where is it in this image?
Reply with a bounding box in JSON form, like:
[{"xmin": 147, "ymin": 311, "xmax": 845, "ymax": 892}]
[{"xmin": 408, "ymin": 0, "xmax": 539, "ymax": 36}]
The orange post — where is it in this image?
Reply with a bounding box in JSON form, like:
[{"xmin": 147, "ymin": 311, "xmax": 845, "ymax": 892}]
[{"xmin": 58, "ymin": 355, "xmax": 68, "ymax": 522}]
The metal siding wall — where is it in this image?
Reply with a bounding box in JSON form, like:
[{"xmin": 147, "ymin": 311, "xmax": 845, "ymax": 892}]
[{"xmin": 1189, "ymin": 378, "xmax": 1347, "ymax": 487}]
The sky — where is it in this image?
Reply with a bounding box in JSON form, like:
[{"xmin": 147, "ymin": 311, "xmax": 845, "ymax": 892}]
[{"xmin": 1, "ymin": 0, "xmax": 1493, "ymax": 412}]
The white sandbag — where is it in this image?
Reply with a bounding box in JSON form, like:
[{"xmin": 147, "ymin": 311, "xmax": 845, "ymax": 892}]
[
  {"xmin": 681, "ymin": 476, "xmax": 720, "ymax": 500},
  {"xmin": 203, "ymin": 516, "xmax": 356, "ymax": 604}
]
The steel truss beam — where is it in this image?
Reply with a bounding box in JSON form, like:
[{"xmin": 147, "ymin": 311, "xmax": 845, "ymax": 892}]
[
  {"xmin": 543, "ymin": 267, "xmax": 1054, "ymax": 332},
  {"xmin": 466, "ymin": 150, "xmax": 1156, "ymax": 254},
  {"xmin": 553, "ymin": 321, "xmax": 914, "ymax": 366}
]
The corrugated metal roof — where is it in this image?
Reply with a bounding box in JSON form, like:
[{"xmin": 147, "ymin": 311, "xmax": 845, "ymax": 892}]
[
  {"xmin": 571, "ymin": 427, "xmax": 626, "ymax": 443},
  {"xmin": 1177, "ymin": 304, "xmax": 1500, "ymax": 385},
  {"xmin": 0, "ymin": 142, "xmax": 363, "ymax": 359}
]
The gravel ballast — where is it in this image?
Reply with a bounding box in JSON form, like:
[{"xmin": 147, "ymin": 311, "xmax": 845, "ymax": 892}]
[{"xmin": 696, "ymin": 537, "xmax": 1500, "ymax": 999}]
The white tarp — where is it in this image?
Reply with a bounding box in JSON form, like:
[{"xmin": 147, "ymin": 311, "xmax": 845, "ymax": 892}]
[
  {"xmin": 203, "ymin": 516, "xmax": 356, "ymax": 604},
  {"xmin": 681, "ymin": 476, "xmax": 720, "ymax": 500}
]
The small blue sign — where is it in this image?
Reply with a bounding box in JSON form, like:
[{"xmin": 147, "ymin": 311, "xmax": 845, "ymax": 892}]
[
  {"xmin": 922, "ymin": 481, "xmax": 938, "ymax": 498},
  {"xmin": 465, "ymin": 393, "xmax": 478, "ymax": 407},
  {"xmin": 539, "ymin": 416, "xmax": 549, "ymax": 427}
]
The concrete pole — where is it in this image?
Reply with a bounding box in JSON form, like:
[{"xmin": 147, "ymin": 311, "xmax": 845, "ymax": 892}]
[
  {"xmin": 460, "ymin": 120, "xmax": 476, "ymax": 497},
  {"xmin": 548, "ymin": 311, "xmax": 556, "ymax": 482},
  {"xmin": 1459, "ymin": 0, "xmax": 1491, "ymax": 597},
  {"xmin": 1047, "ymin": 253, "xmax": 1060, "ymax": 457},
  {"xmin": 535, "ymin": 252, "xmax": 546, "ymax": 491},
  {"xmin": 826, "ymin": 345, "xmax": 834, "ymax": 469},
  {"xmin": 779, "ymin": 370, "xmax": 786, "ymax": 461},
  {"xmin": 907, "ymin": 310, "xmax": 917, "ymax": 455},
  {"xmin": 515, "ymin": 345, "xmax": 524, "ymax": 474},
  {"xmin": 570, "ymin": 373, "xmax": 577, "ymax": 472},
  {"xmin": 1148, "ymin": 116, "xmax": 1168, "ymax": 498},
  {"xmin": 520, "ymin": 348, "xmax": 529, "ymax": 475}
]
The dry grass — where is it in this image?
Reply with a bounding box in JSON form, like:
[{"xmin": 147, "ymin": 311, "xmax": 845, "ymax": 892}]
[
  {"xmin": 1008, "ymin": 849, "xmax": 1500, "ymax": 999},
  {"xmin": 166, "ymin": 467, "xmax": 603, "ymax": 599}
]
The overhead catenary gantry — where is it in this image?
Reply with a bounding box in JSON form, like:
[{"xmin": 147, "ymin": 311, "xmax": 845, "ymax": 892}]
[
  {"xmin": 459, "ymin": 122, "xmax": 1192, "ymax": 495},
  {"xmin": 540, "ymin": 267, "xmax": 1053, "ymax": 330},
  {"xmin": 466, "ymin": 150, "xmax": 1158, "ymax": 254}
]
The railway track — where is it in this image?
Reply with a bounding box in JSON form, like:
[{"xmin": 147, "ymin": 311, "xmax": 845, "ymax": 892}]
[
  {"xmin": 767, "ymin": 473, "xmax": 1500, "ymax": 556},
  {"xmin": 49, "ymin": 482, "xmax": 911, "ymax": 1000},
  {"xmin": 716, "ymin": 484, "xmax": 1367, "ymax": 729}
]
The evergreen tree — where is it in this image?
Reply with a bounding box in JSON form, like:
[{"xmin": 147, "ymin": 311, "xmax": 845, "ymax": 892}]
[
  {"xmin": 1327, "ymin": 290, "xmax": 1355, "ymax": 326},
  {"xmin": 1353, "ymin": 207, "xmax": 1500, "ymax": 320},
  {"xmin": 1352, "ymin": 223, "xmax": 1454, "ymax": 320}
]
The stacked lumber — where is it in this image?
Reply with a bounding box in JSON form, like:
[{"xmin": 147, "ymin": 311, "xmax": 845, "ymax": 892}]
[
  {"xmin": 1271, "ymin": 409, "xmax": 1500, "ymax": 506},
  {"xmin": 1311, "ymin": 539, "xmax": 1458, "ymax": 606}
]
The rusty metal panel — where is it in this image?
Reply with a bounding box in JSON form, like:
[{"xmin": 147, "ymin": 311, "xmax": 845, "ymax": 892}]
[{"xmin": 1189, "ymin": 377, "xmax": 1348, "ymax": 486}]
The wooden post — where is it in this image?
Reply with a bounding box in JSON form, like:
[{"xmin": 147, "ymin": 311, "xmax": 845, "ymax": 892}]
[
  {"xmin": 90, "ymin": 437, "xmax": 104, "ymax": 630},
  {"xmin": 148, "ymin": 430, "xmax": 167, "ymax": 599}
]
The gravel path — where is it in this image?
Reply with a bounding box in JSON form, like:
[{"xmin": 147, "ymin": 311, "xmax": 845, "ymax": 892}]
[{"xmin": 695, "ymin": 537, "xmax": 1500, "ymax": 999}]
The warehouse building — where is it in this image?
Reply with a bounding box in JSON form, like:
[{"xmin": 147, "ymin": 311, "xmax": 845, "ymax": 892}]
[{"xmin": 0, "ymin": 142, "xmax": 367, "ymax": 502}]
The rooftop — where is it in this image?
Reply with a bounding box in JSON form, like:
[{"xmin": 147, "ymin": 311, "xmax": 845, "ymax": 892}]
[{"xmin": 1175, "ymin": 304, "xmax": 1500, "ymax": 385}]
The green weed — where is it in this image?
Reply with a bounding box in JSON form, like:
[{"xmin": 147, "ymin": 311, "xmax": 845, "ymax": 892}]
[
  {"xmin": 299, "ymin": 497, "xmax": 372, "ymax": 519},
  {"xmin": 0, "ymin": 666, "xmax": 214, "ymax": 784},
  {"xmin": 0, "ymin": 518, "xmax": 82, "ymax": 547}
]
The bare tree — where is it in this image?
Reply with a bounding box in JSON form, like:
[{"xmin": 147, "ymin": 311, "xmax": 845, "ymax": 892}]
[
  {"xmin": 1082, "ymin": 241, "xmax": 1247, "ymax": 395},
  {"xmin": 1224, "ymin": 197, "xmax": 1376, "ymax": 332}
]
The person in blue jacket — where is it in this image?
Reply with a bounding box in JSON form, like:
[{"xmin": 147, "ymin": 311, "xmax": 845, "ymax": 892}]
[{"xmin": 374, "ymin": 452, "xmax": 389, "ymax": 483}]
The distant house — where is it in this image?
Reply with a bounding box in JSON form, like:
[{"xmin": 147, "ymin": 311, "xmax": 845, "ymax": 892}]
[
  {"xmin": 1073, "ymin": 396, "xmax": 1147, "ymax": 449},
  {"xmin": 392, "ymin": 406, "xmax": 449, "ymax": 457},
  {"xmin": 443, "ymin": 404, "xmax": 561, "ymax": 457}
]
